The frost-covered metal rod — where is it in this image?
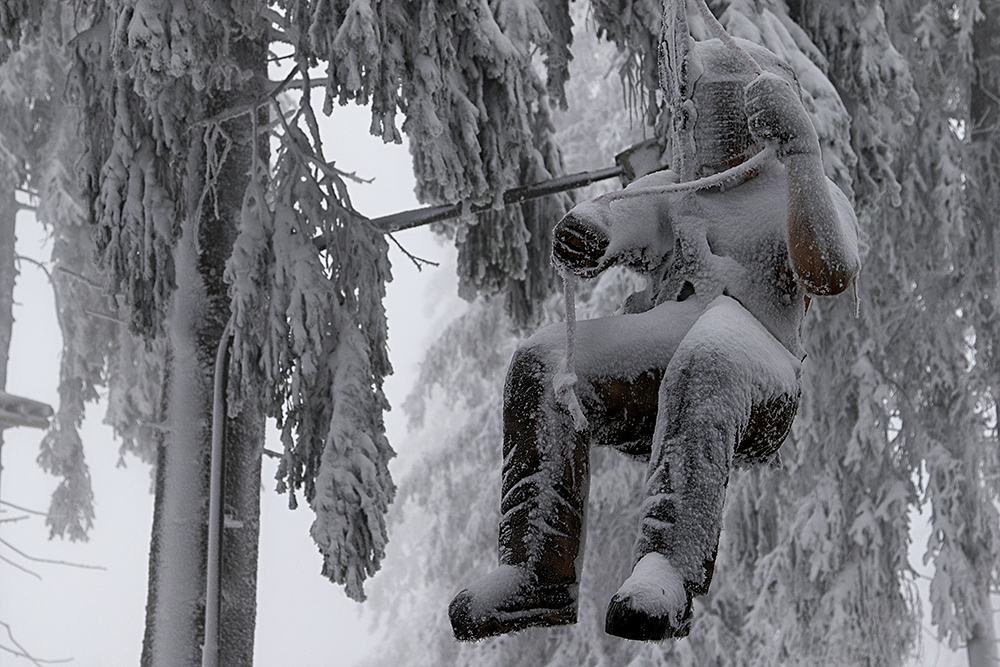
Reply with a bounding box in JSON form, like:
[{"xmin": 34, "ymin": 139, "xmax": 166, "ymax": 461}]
[
  {"xmin": 0, "ymin": 391, "xmax": 53, "ymax": 430},
  {"xmin": 370, "ymin": 166, "xmax": 624, "ymax": 234},
  {"xmin": 202, "ymin": 316, "xmax": 233, "ymax": 667},
  {"xmin": 311, "ymin": 165, "xmax": 625, "ymax": 249}
]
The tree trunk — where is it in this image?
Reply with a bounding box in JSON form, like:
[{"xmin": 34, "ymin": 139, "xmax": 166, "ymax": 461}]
[
  {"xmin": 140, "ymin": 34, "xmax": 267, "ymax": 667},
  {"xmin": 0, "ymin": 180, "xmax": 17, "ymax": 495},
  {"xmin": 965, "ymin": 2, "xmax": 1000, "ymax": 666},
  {"xmin": 967, "ymin": 618, "xmax": 999, "ymax": 667},
  {"xmin": 212, "ymin": 38, "xmax": 266, "ymax": 666}
]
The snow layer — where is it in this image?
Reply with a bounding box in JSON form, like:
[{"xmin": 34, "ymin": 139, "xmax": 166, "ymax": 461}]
[
  {"xmin": 554, "ymin": 153, "xmax": 857, "ymax": 361},
  {"xmin": 614, "ymin": 552, "xmax": 687, "ymax": 621},
  {"xmin": 553, "ymin": 272, "xmax": 588, "ymax": 431}
]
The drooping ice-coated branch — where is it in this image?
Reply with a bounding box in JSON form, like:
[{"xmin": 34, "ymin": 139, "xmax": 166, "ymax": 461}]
[{"xmin": 225, "ymin": 73, "xmax": 395, "ymax": 602}]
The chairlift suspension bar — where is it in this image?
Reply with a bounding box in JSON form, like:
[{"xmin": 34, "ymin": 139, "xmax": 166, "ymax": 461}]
[
  {"xmin": 311, "ymin": 164, "xmax": 628, "ymax": 250},
  {"xmin": 368, "ymin": 165, "xmax": 625, "ymax": 234}
]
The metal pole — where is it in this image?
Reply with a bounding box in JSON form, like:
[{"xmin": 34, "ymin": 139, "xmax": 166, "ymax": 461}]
[
  {"xmin": 369, "ymin": 165, "xmax": 625, "ymax": 234},
  {"xmin": 312, "ymin": 164, "xmax": 626, "ymax": 250},
  {"xmin": 202, "ymin": 316, "xmax": 233, "ymax": 667}
]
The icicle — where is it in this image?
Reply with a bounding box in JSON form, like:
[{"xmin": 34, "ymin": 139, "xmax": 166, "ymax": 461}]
[
  {"xmin": 553, "ymin": 271, "xmax": 588, "ymax": 431},
  {"xmin": 853, "ymin": 276, "xmax": 860, "ymax": 317}
]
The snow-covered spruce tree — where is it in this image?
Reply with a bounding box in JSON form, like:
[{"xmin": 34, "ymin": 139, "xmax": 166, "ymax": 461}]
[
  {"xmin": 788, "ymin": 2, "xmax": 1000, "ymax": 665},
  {"xmin": 55, "ymin": 6, "xmax": 270, "ymax": 664},
  {"xmin": 875, "ymin": 0, "xmax": 1000, "ymax": 663},
  {"xmin": 0, "ymin": 3, "xmax": 106, "ymax": 540}
]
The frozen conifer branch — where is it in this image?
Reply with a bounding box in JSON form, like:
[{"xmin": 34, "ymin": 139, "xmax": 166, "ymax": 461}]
[{"xmin": 227, "ymin": 68, "xmax": 395, "ymax": 602}]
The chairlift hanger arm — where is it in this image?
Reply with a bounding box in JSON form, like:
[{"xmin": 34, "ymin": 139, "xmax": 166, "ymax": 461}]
[
  {"xmin": 310, "ymin": 164, "xmax": 625, "ymax": 252},
  {"xmin": 371, "ymin": 165, "xmax": 626, "ymax": 234}
]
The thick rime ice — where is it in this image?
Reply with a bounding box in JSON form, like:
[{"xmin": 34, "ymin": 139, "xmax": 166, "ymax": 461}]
[
  {"xmin": 473, "ymin": 130, "xmax": 856, "ymax": 640},
  {"xmin": 614, "ymin": 553, "xmax": 687, "ymax": 622},
  {"xmin": 454, "ymin": 16, "xmax": 860, "ymax": 642}
]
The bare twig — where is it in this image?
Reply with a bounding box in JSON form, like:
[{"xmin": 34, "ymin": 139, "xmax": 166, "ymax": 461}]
[
  {"xmin": 54, "ymin": 265, "xmax": 103, "ymax": 290},
  {"xmin": 267, "ymin": 25, "xmax": 294, "ymax": 45},
  {"xmin": 0, "ymin": 537, "xmax": 106, "ymax": 571},
  {"xmin": 260, "ymin": 5, "xmax": 287, "ymax": 29},
  {"xmin": 280, "ymin": 78, "xmax": 327, "ymax": 91},
  {"xmin": 293, "ymin": 138, "xmax": 373, "ymax": 185},
  {"xmin": 0, "ymin": 553, "xmax": 42, "ymax": 580},
  {"xmin": 0, "ymin": 515, "xmax": 29, "ymax": 524},
  {"xmin": 192, "ymin": 64, "xmax": 301, "ymax": 132},
  {"xmin": 0, "ymin": 620, "xmax": 71, "ymax": 665},
  {"xmin": 267, "ymin": 63, "xmax": 302, "ymax": 101},
  {"xmin": 83, "ymin": 309, "xmax": 123, "ymax": 325},
  {"xmin": 976, "ymin": 84, "xmax": 1000, "ymax": 109},
  {"xmin": 386, "ymin": 233, "xmax": 440, "ymax": 271},
  {"xmin": 14, "ymin": 255, "xmax": 53, "ymax": 284},
  {"xmin": 328, "ymin": 166, "xmax": 374, "ymax": 185},
  {"xmin": 270, "ymin": 98, "xmax": 374, "ymax": 189},
  {"xmin": 0, "ymin": 500, "xmax": 46, "ymax": 516},
  {"xmin": 193, "ymin": 102, "xmax": 258, "ymax": 129}
]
